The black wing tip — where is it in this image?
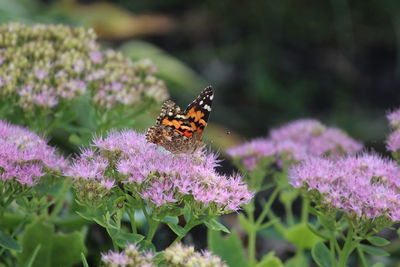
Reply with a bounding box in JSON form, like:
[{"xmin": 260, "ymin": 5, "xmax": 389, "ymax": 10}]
[{"xmin": 203, "ymin": 85, "xmax": 213, "ymax": 92}]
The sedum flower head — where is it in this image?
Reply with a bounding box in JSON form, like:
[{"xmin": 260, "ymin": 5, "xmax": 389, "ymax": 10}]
[
  {"xmin": 0, "ymin": 23, "xmax": 168, "ymax": 110},
  {"xmin": 101, "ymin": 243, "xmax": 226, "ymax": 267},
  {"xmin": 68, "ymin": 130, "xmax": 253, "ymax": 213},
  {"xmin": 387, "ymin": 108, "xmax": 400, "ymax": 129},
  {"xmin": 386, "ymin": 108, "xmax": 400, "ymax": 157},
  {"xmin": 0, "ymin": 120, "xmax": 66, "ymax": 186},
  {"xmin": 227, "ymin": 119, "xmax": 362, "ymax": 170},
  {"xmin": 289, "ymin": 153, "xmax": 400, "ymax": 221},
  {"xmin": 101, "ymin": 244, "xmax": 154, "ymax": 267},
  {"xmin": 163, "ymin": 243, "xmax": 227, "ymax": 267},
  {"xmin": 386, "ymin": 130, "xmax": 400, "ymax": 153}
]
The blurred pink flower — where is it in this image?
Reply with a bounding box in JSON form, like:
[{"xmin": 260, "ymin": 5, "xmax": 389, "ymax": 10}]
[{"xmin": 289, "ymin": 153, "xmax": 400, "ymax": 221}]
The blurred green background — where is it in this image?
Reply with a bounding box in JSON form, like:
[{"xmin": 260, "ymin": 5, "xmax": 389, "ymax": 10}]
[{"xmin": 2, "ymin": 0, "xmax": 400, "ymax": 151}]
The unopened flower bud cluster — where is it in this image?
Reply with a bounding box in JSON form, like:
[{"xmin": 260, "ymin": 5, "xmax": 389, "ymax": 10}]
[
  {"xmin": 101, "ymin": 243, "xmax": 227, "ymax": 267},
  {"xmin": 0, "ymin": 23, "xmax": 168, "ymax": 110}
]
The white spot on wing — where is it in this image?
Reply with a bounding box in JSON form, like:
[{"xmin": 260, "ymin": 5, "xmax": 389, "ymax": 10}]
[
  {"xmin": 204, "ymin": 105, "xmax": 211, "ymax": 111},
  {"xmin": 210, "ymin": 95, "xmax": 214, "ymax": 100}
]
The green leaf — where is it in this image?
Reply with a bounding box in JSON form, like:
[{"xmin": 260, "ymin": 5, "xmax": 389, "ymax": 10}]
[
  {"xmin": 284, "ymin": 223, "xmax": 321, "ymax": 249},
  {"xmin": 307, "ymin": 223, "xmax": 329, "ymax": 240},
  {"xmin": 279, "ymin": 188, "xmax": 299, "ymax": 206},
  {"xmin": 367, "ymin": 236, "xmax": 390, "ymax": 247},
  {"xmin": 115, "ymin": 232, "xmax": 144, "ymax": 247},
  {"xmin": 51, "ymin": 232, "xmax": 86, "ymax": 267},
  {"xmin": 18, "ymin": 219, "xmax": 86, "ymax": 267},
  {"xmin": 204, "ymin": 219, "xmax": 230, "ymax": 233},
  {"xmin": 18, "ymin": 219, "xmax": 54, "ymax": 267},
  {"xmin": 107, "ymin": 226, "xmax": 144, "ymax": 247},
  {"xmin": 359, "ymin": 244, "xmax": 389, "ymax": 257},
  {"xmin": 0, "ymin": 229, "xmax": 21, "ymax": 251},
  {"xmin": 284, "ymin": 254, "xmax": 308, "ymax": 267},
  {"xmin": 167, "ymin": 223, "xmax": 186, "ymax": 237},
  {"xmin": 255, "ymin": 252, "xmax": 283, "ymax": 267},
  {"xmin": 160, "ymin": 216, "xmax": 179, "ymax": 224},
  {"xmin": 317, "ymin": 214, "xmax": 335, "ymax": 231},
  {"xmin": 92, "ymin": 217, "xmax": 107, "ymax": 228},
  {"xmin": 68, "ymin": 134, "xmax": 83, "ymax": 146},
  {"xmin": 208, "ymin": 230, "xmax": 249, "ymax": 267},
  {"xmin": 139, "ymin": 240, "xmax": 156, "ymax": 252},
  {"xmin": 23, "ymin": 245, "xmax": 41, "ymax": 267},
  {"xmin": 183, "ymin": 205, "xmax": 192, "ymax": 222},
  {"xmin": 311, "ymin": 242, "xmax": 332, "ymax": 267},
  {"xmin": 75, "ymin": 211, "xmax": 94, "ymax": 222},
  {"xmin": 371, "ymin": 263, "xmax": 386, "ymax": 267},
  {"xmin": 120, "ymin": 41, "xmax": 205, "ymax": 94}
]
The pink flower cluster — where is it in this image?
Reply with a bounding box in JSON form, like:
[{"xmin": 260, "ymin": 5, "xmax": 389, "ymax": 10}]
[
  {"xmin": 101, "ymin": 243, "xmax": 227, "ymax": 267},
  {"xmin": 101, "ymin": 244, "xmax": 154, "ymax": 267},
  {"xmin": 0, "ymin": 120, "xmax": 66, "ymax": 186},
  {"xmin": 289, "ymin": 153, "xmax": 400, "ymax": 221},
  {"xmin": 69, "ymin": 130, "xmax": 253, "ymax": 212},
  {"xmin": 386, "ymin": 108, "xmax": 400, "ymax": 153},
  {"xmin": 0, "ymin": 23, "xmax": 168, "ymax": 110},
  {"xmin": 227, "ymin": 119, "xmax": 362, "ymax": 170}
]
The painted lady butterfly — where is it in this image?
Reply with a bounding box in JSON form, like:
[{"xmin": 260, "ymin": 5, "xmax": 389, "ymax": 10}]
[{"xmin": 146, "ymin": 86, "xmax": 213, "ymax": 154}]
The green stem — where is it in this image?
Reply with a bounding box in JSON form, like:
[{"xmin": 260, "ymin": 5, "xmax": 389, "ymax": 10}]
[
  {"xmin": 171, "ymin": 220, "xmax": 202, "ymax": 246},
  {"xmin": 294, "ymin": 247, "xmax": 305, "ymax": 265},
  {"xmin": 284, "ymin": 202, "xmax": 294, "ymax": 226},
  {"xmin": 301, "ymin": 198, "xmax": 309, "ymax": 223},
  {"xmin": 142, "ymin": 208, "xmax": 159, "ymax": 242},
  {"xmin": 0, "ymin": 218, "xmax": 28, "ymax": 256},
  {"xmin": 267, "ymin": 210, "xmax": 287, "ymax": 236},
  {"xmin": 255, "ymin": 186, "xmax": 280, "ymax": 226},
  {"xmin": 244, "ymin": 199, "xmax": 257, "ymax": 265},
  {"xmin": 127, "ymin": 208, "xmax": 137, "ymax": 234},
  {"xmin": 329, "ymin": 231, "xmax": 338, "ymax": 267},
  {"xmin": 338, "ymin": 226, "xmax": 355, "ymax": 267},
  {"xmin": 248, "ymin": 227, "xmax": 257, "ymax": 265},
  {"xmin": 146, "ymin": 219, "xmax": 160, "ymax": 242},
  {"xmin": 356, "ymin": 246, "xmax": 368, "ymax": 267}
]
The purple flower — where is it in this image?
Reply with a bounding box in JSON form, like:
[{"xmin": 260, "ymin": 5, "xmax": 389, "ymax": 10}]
[
  {"xmin": 35, "ymin": 68, "xmax": 48, "ymax": 80},
  {"xmin": 0, "ymin": 120, "xmax": 66, "ymax": 186},
  {"xmin": 387, "ymin": 108, "xmax": 400, "ymax": 129},
  {"xmin": 102, "ymin": 244, "xmax": 154, "ymax": 267},
  {"xmin": 89, "ymin": 50, "xmax": 103, "ymax": 63},
  {"xmin": 289, "ymin": 153, "xmax": 400, "ymax": 221},
  {"xmin": 386, "ymin": 130, "xmax": 400, "ymax": 152},
  {"xmin": 69, "ymin": 130, "xmax": 253, "ymax": 212},
  {"xmin": 386, "ymin": 108, "xmax": 400, "ymax": 154},
  {"xmin": 227, "ymin": 119, "xmax": 362, "ymax": 170}
]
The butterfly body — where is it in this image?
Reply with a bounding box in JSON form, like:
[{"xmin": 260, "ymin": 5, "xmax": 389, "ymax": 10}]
[{"xmin": 146, "ymin": 86, "xmax": 213, "ymax": 154}]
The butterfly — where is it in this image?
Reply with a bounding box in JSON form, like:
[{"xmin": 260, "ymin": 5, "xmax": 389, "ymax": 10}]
[{"xmin": 146, "ymin": 86, "xmax": 213, "ymax": 154}]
